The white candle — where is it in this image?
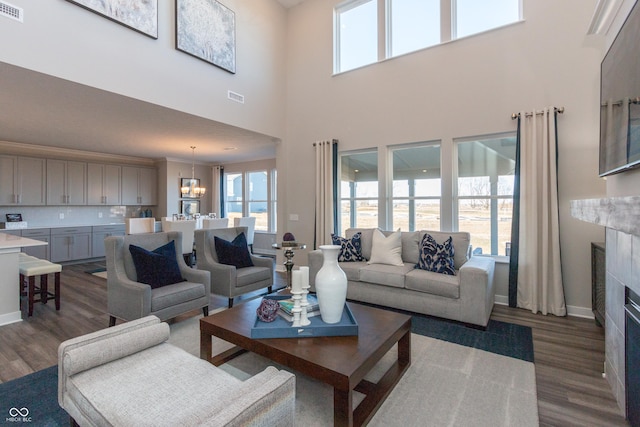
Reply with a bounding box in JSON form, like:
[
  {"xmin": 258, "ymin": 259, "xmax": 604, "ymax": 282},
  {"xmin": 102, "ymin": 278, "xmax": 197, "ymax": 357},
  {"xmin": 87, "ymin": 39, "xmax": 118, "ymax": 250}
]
[
  {"xmin": 292, "ymin": 270, "xmax": 303, "ymax": 293},
  {"xmin": 299, "ymin": 266, "xmax": 309, "ymax": 289}
]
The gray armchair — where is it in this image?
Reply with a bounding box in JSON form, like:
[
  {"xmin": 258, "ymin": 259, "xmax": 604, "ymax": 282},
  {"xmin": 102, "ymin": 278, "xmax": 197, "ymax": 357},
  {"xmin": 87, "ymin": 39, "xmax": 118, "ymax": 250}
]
[
  {"xmin": 195, "ymin": 227, "xmax": 274, "ymax": 308},
  {"xmin": 105, "ymin": 231, "xmax": 210, "ymax": 326},
  {"xmin": 58, "ymin": 316, "xmax": 296, "ymax": 426}
]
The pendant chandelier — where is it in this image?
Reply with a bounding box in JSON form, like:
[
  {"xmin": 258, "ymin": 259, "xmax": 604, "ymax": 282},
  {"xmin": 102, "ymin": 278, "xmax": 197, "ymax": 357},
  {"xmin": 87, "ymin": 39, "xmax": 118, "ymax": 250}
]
[{"xmin": 181, "ymin": 146, "xmax": 206, "ymax": 197}]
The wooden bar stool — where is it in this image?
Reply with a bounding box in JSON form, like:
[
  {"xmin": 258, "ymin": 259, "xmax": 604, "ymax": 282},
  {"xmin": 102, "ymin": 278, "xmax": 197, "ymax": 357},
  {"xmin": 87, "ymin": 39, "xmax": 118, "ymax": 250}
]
[{"xmin": 19, "ymin": 258, "xmax": 62, "ymax": 317}]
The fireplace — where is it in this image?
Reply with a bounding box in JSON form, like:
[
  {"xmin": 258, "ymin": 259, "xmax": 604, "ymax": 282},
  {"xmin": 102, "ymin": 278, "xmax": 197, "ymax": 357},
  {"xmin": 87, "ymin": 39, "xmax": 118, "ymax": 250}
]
[{"xmin": 626, "ymin": 287, "xmax": 640, "ymax": 426}]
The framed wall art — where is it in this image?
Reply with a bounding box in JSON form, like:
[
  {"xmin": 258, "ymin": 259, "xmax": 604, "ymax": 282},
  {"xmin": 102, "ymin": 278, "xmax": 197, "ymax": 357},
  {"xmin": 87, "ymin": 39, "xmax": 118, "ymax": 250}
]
[
  {"xmin": 176, "ymin": 0, "xmax": 236, "ymax": 73},
  {"xmin": 181, "ymin": 200, "xmax": 200, "ymax": 217},
  {"xmin": 66, "ymin": 0, "xmax": 158, "ymax": 39}
]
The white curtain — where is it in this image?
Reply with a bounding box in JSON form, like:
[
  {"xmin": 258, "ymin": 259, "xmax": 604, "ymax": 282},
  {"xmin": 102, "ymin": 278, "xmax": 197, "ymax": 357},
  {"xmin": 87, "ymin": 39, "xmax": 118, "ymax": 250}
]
[
  {"xmin": 516, "ymin": 107, "xmax": 566, "ymax": 316},
  {"xmin": 212, "ymin": 165, "xmax": 222, "ymax": 217},
  {"xmin": 314, "ymin": 140, "xmax": 335, "ymax": 248}
]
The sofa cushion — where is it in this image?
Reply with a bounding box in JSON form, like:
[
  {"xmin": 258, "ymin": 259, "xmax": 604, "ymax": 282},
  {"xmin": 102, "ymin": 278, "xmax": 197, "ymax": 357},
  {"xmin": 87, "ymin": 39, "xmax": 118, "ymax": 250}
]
[
  {"xmin": 339, "ymin": 261, "xmax": 367, "ymax": 282},
  {"xmin": 416, "ymin": 234, "xmax": 456, "ymax": 276},
  {"xmin": 129, "ymin": 240, "xmax": 184, "ymax": 289},
  {"xmin": 215, "ymin": 232, "xmax": 254, "ymax": 268},
  {"xmin": 359, "ymin": 263, "xmax": 415, "ymax": 288},
  {"xmin": 405, "ymin": 268, "xmax": 460, "ymax": 299},
  {"xmin": 401, "ymin": 231, "xmax": 421, "ymax": 265},
  {"xmin": 236, "ymin": 266, "xmax": 272, "ymax": 288},
  {"xmin": 368, "ymin": 229, "xmax": 404, "ymax": 266},
  {"xmin": 331, "ymin": 232, "xmax": 364, "ymax": 262},
  {"xmin": 420, "ymin": 230, "xmax": 470, "ymax": 270}
]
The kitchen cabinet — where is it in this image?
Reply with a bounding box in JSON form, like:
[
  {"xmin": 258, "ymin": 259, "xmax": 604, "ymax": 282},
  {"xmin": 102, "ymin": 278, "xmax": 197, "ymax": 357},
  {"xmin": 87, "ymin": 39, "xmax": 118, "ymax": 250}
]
[
  {"xmin": 21, "ymin": 228, "xmax": 51, "ymax": 260},
  {"xmin": 50, "ymin": 227, "xmax": 92, "ymax": 262},
  {"xmin": 92, "ymin": 224, "xmax": 125, "ymax": 258},
  {"xmin": 0, "ymin": 155, "xmax": 46, "ymax": 205},
  {"xmin": 47, "ymin": 160, "xmax": 87, "ymax": 205},
  {"xmin": 87, "ymin": 163, "xmax": 121, "ymax": 205},
  {"xmin": 122, "ymin": 166, "xmax": 157, "ymax": 205}
]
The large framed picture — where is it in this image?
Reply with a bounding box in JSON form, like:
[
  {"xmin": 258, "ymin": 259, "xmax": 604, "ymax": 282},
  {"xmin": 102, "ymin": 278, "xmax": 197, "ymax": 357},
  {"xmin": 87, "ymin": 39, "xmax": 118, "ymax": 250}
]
[
  {"xmin": 66, "ymin": 0, "xmax": 158, "ymax": 39},
  {"xmin": 176, "ymin": 0, "xmax": 236, "ymax": 73},
  {"xmin": 181, "ymin": 200, "xmax": 200, "ymax": 217}
]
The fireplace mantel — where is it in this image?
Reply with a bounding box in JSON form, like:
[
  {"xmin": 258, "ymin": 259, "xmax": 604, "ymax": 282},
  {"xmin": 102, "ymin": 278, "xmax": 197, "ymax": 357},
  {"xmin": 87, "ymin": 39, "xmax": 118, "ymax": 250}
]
[{"xmin": 570, "ymin": 196, "xmax": 640, "ymax": 236}]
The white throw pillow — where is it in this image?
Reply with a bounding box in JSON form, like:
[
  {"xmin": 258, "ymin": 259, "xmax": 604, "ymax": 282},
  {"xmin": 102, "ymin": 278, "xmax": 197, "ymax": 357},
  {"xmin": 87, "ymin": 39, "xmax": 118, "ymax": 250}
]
[{"xmin": 368, "ymin": 229, "xmax": 404, "ymax": 266}]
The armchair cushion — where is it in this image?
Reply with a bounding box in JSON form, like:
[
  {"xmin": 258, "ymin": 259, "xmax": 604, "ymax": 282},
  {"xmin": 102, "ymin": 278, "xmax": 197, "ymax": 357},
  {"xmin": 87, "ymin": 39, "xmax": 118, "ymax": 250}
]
[
  {"xmin": 416, "ymin": 233, "xmax": 456, "ymax": 276},
  {"xmin": 215, "ymin": 232, "xmax": 254, "ymax": 268},
  {"xmin": 129, "ymin": 240, "xmax": 184, "ymax": 289}
]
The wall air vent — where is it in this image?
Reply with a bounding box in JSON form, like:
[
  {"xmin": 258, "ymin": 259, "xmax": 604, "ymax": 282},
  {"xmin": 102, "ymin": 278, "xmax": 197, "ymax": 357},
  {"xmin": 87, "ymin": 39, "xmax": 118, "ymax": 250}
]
[
  {"xmin": 228, "ymin": 90, "xmax": 245, "ymax": 104},
  {"xmin": 0, "ymin": 1, "xmax": 23, "ymax": 22}
]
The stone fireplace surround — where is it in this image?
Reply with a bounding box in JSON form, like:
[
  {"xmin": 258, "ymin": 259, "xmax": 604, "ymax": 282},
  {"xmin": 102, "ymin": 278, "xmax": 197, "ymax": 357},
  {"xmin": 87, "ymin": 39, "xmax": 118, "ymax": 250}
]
[{"xmin": 571, "ymin": 196, "xmax": 640, "ymax": 414}]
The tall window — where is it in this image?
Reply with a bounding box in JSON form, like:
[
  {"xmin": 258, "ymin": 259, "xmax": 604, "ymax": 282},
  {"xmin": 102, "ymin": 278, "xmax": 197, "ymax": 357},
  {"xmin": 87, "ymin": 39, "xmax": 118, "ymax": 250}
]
[
  {"xmin": 453, "ymin": 0, "xmax": 521, "ymax": 39},
  {"xmin": 224, "ymin": 173, "xmax": 243, "ymax": 224},
  {"xmin": 335, "ymin": 0, "xmax": 521, "ymax": 72},
  {"xmin": 223, "ymin": 169, "xmax": 277, "ymax": 233},
  {"xmin": 339, "ymin": 151, "xmax": 378, "ymax": 235},
  {"xmin": 455, "ymin": 134, "xmax": 516, "ymax": 256},
  {"xmin": 388, "ymin": 0, "xmax": 440, "ymax": 57},
  {"xmin": 335, "ymin": 0, "xmax": 378, "ymax": 73},
  {"xmin": 391, "ymin": 144, "xmax": 441, "ymax": 231}
]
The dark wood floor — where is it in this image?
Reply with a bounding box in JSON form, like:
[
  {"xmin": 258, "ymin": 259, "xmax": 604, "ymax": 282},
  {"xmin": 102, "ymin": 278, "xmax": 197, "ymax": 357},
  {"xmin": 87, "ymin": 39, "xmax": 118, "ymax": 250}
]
[{"xmin": 0, "ymin": 262, "xmax": 630, "ymax": 426}]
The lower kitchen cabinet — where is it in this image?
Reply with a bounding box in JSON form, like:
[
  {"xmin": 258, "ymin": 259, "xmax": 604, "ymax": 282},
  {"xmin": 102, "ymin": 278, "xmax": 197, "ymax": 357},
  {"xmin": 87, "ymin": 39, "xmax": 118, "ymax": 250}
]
[
  {"xmin": 51, "ymin": 227, "xmax": 92, "ymax": 262},
  {"xmin": 22, "ymin": 228, "xmax": 51, "ymax": 260},
  {"xmin": 92, "ymin": 224, "xmax": 125, "ymax": 258}
]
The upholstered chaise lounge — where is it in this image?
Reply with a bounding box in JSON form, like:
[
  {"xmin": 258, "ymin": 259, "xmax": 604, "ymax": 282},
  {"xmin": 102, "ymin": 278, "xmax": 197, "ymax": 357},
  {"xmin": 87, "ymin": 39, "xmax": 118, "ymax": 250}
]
[{"xmin": 58, "ymin": 315, "xmax": 296, "ymax": 426}]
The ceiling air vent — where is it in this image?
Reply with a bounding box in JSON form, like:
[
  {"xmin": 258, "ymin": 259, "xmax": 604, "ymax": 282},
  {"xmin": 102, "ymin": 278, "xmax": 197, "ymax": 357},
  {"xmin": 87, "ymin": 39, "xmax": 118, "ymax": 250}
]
[
  {"xmin": 0, "ymin": 1, "xmax": 23, "ymax": 22},
  {"xmin": 228, "ymin": 90, "xmax": 245, "ymax": 104}
]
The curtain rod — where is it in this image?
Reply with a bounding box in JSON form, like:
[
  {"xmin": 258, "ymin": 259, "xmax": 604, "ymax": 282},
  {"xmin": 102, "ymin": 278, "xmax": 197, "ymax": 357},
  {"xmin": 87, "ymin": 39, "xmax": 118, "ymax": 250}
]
[
  {"xmin": 511, "ymin": 107, "xmax": 565, "ymax": 120},
  {"xmin": 601, "ymin": 97, "xmax": 640, "ymax": 107}
]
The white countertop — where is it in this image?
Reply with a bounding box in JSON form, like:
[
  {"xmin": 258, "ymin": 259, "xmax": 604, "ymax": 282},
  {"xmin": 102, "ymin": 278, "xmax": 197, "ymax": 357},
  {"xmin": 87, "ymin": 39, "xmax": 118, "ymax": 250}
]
[{"xmin": 0, "ymin": 232, "xmax": 48, "ymax": 249}]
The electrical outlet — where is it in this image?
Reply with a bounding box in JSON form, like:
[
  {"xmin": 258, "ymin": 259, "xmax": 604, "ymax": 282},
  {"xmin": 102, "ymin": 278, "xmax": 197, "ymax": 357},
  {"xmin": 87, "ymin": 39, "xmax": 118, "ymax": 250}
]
[
  {"xmin": 59, "ymin": 213, "xmax": 64, "ymax": 220},
  {"xmin": 98, "ymin": 212, "xmax": 103, "ymax": 218},
  {"xmin": 289, "ymin": 214, "xmax": 299, "ymax": 221}
]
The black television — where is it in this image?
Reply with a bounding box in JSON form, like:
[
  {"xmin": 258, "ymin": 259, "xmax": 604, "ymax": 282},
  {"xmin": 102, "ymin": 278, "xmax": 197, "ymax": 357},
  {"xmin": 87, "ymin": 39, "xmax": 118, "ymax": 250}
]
[{"xmin": 599, "ymin": 0, "xmax": 640, "ymax": 176}]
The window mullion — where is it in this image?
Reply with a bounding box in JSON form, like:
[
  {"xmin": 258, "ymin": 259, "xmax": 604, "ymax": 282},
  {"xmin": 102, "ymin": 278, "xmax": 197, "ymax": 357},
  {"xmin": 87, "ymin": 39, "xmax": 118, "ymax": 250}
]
[
  {"xmin": 378, "ymin": 0, "xmax": 387, "ymax": 61},
  {"xmin": 441, "ymin": 0, "xmax": 452, "ymax": 42}
]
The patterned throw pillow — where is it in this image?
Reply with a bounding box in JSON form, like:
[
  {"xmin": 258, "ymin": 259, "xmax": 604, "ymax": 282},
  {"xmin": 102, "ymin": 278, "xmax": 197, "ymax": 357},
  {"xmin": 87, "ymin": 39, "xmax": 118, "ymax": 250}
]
[
  {"xmin": 331, "ymin": 232, "xmax": 364, "ymax": 262},
  {"xmin": 416, "ymin": 233, "xmax": 456, "ymax": 275}
]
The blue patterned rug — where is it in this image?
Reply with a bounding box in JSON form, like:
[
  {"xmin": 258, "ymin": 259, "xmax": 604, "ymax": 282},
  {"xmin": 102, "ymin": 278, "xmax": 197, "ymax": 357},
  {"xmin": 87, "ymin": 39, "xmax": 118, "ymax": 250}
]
[{"xmin": 0, "ymin": 314, "xmax": 533, "ymax": 426}]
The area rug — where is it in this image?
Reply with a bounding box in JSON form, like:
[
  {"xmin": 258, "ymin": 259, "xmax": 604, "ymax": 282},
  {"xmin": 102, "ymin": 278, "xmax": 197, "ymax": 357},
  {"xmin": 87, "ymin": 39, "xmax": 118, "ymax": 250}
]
[{"xmin": 0, "ymin": 312, "xmax": 538, "ymax": 426}]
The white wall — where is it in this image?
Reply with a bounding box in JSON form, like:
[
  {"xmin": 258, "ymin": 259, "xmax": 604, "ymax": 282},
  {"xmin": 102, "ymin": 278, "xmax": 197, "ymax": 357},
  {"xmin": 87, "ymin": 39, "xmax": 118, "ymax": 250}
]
[
  {"xmin": 0, "ymin": 0, "xmax": 287, "ymax": 139},
  {"xmin": 282, "ymin": 0, "xmax": 607, "ymax": 314}
]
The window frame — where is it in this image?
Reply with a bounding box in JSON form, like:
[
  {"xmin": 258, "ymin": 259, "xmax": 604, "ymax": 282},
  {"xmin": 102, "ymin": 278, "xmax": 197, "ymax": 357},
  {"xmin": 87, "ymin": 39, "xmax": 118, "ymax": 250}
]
[
  {"xmin": 222, "ymin": 168, "xmax": 278, "ymax": 233},
  {"xmin": 338, "ymin": 149, "xmax": 379, "ymax": 235},
  {"xmin": 453, "ymin": 131, "xmax": 517, "ymax": 257}
]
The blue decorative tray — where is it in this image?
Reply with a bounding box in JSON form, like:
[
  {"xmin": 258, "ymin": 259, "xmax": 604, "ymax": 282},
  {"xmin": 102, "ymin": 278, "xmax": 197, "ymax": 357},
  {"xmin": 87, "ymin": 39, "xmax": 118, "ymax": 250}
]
[{"xmin": 250, "ymin": 295, "xmax": 358, "ymax": 339}]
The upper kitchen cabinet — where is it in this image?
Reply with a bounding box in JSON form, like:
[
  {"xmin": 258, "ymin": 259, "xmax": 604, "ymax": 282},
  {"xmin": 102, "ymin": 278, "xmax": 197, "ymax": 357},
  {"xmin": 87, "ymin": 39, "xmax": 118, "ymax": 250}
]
[
  {"xmin": 121, "ymin": 166, "xmax": 157, "ymax": 205},
  {"xmin": 0, "ymin": 155, "xmax": 46, "ymax": 205},
  {"xmin": 87, "ymin": 163, "xmax": 121, "ymax": 205},
  {"xmin": 47, "ymin": 159, "xmax": 87, "ymax": 205}
]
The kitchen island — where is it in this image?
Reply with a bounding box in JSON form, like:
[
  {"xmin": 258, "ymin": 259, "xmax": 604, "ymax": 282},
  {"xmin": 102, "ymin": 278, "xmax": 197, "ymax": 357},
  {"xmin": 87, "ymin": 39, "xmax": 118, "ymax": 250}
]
[{"xmin": 0, "ymin": 232, "xmax": 48, "ymax": 326}]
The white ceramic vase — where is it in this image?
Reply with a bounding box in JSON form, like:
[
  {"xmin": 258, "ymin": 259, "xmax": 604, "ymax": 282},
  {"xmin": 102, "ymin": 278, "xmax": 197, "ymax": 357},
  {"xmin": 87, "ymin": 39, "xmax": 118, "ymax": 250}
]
[{"xmin": 315, "ymin": 245, "xmax": 348, "ymax": 324}]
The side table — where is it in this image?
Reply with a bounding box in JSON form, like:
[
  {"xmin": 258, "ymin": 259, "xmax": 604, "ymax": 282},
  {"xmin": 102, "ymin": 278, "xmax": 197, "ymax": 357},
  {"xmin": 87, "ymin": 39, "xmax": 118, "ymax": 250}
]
[{"xmin": 272, "ymin": 243, "xmax": 306, "ymax": 289}]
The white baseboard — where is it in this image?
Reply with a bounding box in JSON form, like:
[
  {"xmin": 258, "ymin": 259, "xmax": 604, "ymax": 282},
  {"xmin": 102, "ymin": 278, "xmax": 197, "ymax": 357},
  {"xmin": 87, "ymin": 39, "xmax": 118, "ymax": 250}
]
[
  {"xmin": 0, "ymin": 311, "xmax": 22, "ymax": 326},
  {"xmin": 493, "ymin": 294, "xmax": 593, "ymax": 319}
]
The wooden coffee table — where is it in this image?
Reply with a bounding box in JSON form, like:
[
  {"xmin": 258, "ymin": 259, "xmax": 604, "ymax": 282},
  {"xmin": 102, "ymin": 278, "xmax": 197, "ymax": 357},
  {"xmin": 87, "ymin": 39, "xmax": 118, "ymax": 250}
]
[{"xmin": 200, "ymin": 299, "xmax": 411, "ymax": 427}]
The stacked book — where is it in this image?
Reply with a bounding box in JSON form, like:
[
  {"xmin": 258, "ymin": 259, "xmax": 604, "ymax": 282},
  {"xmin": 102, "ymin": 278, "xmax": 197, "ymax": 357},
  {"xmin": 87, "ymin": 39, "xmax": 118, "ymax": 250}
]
[{"xmin": 278, "ymin": 295, "xmax": 320, "ymax": 322}]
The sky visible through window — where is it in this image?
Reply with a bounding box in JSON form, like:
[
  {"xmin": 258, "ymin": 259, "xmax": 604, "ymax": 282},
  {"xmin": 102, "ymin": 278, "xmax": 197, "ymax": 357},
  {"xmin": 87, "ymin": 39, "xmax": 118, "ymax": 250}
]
[{"xmin": 337, "ymin": 0, "xmax": 520, "ymax": 72}]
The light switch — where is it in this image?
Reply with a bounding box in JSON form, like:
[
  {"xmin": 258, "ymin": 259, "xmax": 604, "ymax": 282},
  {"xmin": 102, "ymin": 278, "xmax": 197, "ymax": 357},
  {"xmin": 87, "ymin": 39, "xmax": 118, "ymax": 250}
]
[{"xmin": 289, "ymin": 214, "xmax": 299, "ymax": 221}]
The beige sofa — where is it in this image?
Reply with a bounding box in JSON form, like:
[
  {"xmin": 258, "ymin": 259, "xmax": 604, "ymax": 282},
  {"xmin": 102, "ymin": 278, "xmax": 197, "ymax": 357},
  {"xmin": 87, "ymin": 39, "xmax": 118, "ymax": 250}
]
[{"xmin": 308, "ymin": 228, "xmax": 496, "ymax": 327}]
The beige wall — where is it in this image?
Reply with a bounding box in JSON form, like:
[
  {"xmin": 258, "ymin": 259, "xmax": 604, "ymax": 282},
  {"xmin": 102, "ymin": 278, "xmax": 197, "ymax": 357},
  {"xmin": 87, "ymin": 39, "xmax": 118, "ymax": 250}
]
[
  {"xmin": 281, "ymin": 0, "xmax": 607, "ymax": 315},
  {"xmin": 0, "ymin": 0, "xmax": 287, "ymax": 139}
]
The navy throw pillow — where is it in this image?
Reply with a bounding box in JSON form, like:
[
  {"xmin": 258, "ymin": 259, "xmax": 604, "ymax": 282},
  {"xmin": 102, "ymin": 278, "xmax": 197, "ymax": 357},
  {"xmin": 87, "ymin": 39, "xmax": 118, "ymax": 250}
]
[
  {"xmin": 416, "ymin": 233, "xmax": 456, "ymax": 276},
  {"xmin": 215, "ymin": 232, "xmax": 254, "ymax": 268},
  {"xmin": 129, "ymin": 240, "xmax": 185, "ymax": 289},
  {"xmin": 331, "ymin": 232, "xmax": 364, "ymax": 262}
]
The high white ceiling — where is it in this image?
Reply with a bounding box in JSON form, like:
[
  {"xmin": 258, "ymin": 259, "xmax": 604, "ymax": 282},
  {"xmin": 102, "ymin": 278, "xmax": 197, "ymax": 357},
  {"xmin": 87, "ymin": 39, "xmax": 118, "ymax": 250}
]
[
  {"xmin": 0, "ymin": 1, "xmax": 311, "ymax": 165},
  {"xmin": 0, "ymin": 62, "xmax": 279, "ymax": 165}
]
